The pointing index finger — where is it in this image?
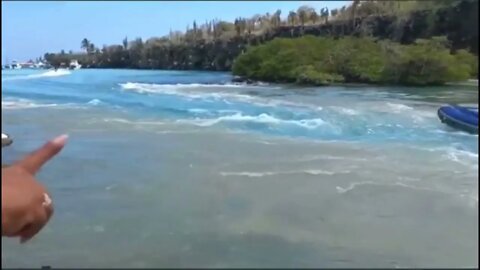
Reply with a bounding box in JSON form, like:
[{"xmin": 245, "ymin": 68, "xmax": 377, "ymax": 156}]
[{"xmin": 16, "ymin": 134, "xmax": 68, "ymax": 174}]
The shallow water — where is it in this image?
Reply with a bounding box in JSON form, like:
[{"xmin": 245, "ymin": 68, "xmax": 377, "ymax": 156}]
[{"xmin": 1, "ymin": 69, "xmax": 478, "ymax": 268}]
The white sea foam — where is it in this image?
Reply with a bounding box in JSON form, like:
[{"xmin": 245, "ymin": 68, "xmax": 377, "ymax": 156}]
[
  {"xmin": 2, "ymin": 99, "xmax": 66, "ymax": 109},
  {"xmin": 365, "ymin": 102, "xmax": 439, "ymax": 124},
  {"xmin": 119, "ymin": 82, "xmax": 319, "ymax": 110},
  {"xmin": 2, "ymin": 69, "xmax": 71, "ymax": 81},
  {"xmin": 219, "ymin": 169, "xmax": 349, "ymax": 178},
  {"xmin": 120, "ymin": 82, "xmax": 248, "ymax": 90},
  {"xmin": 87, "ymin": 99, "xmax": 103, "ymax": 105},
  {"xmin": 443, "ymin": 148, "xmax": 479, "ymax": 169},
  {"xmin": 336, "ymin": 181, "xmax": 376, "ymax": 193},
  {"xmin": 187, "ymin": 108, "xmax": 210, "ymax": 113},
  {"xmin": 386, "ymin": 102, "xmax": 414, "ymax": 112},
  {"xmin": 29, "ymin": 69, "xmax": 72, "ymax": 78},
  {"xmin": 2, "ymin": 97, "xmax": 100, "ymax": 110},
  {"xmin": 177, "ymin": 113, "xmax": 327, "ymax": 129},
  {"xmin": 119, "ymin": 82, "xmax": 257, "ymax": 101},
  {"xmin": 335, "ymin": 181, "xmax": 442, "ymax": 194},
  {"xmin": 433, "ymin": 129, "xmax": 479, "ymax": 137},
  {"xmin": 119, "ymin": 82, "xmax": 257, "ymax": 95},
  {"xmin": 303, "ymin": 169, "xmax": 341, "ymax": 175},
  {"xmin": 102, "ymin": 118, "xmax": 166, "ymax": 126},
  {"xmin": 330, "ymin": 106, "xmax": 360, "ymax": 115},
  {"xmin": 220, "ymin": 172, "xmax": 278, "ymax": 178},
  {"xmin": 292, "ymin": 155, "xmax": 368, "ymax": 162},
  {"xmin": 368, "ymin": 102, "xmax": 415, "ymax": 114}
]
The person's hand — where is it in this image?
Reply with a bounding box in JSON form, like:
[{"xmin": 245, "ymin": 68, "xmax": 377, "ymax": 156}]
[{"xmin": 2, "ymin": 134, "xmax": 68, "ymax": 243}]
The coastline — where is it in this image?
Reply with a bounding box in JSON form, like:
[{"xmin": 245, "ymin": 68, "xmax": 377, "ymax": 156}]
[
  {"xmin": 232, "ymin": 75, "xmax": 480, "ymax": 88},
  {"xmin": 6, "ymin": 67, "xmax": 478, "ymax": 88}
]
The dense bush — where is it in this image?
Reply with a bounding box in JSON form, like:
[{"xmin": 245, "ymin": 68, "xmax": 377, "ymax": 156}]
[
  {"xmin": 454, "ymin": 49, "xmax": 478, "ymax": 77},
  {"xmin": 232, "ymin": 36, "xmax": 477, "ymax": 86}
]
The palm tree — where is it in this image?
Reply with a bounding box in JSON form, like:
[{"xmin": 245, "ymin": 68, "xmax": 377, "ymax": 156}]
[
  {"xmin": 122, "ymin": 37, "xmax": 128, "ymax": 50},
  {"xmin": 331, "ymin": 9, "xmax": 339, "ymax": 18},
  {"xmin": 310, "ymin": 10, "xmax": 319, "ymax": 24},
  {"xmin": 320, "ymin": 7, "xmax": 329, "ymax": 24},
  {"xmin": 298, "ymin": 9, "xmax": 307, "ymax": 27},
  {"xmin": 246, "ymin": 19, "xmax": 255, "ymax": 36},
  {"xmin": 351, "ymin": 0, "xmax": 360, "ymax": 29},
  {"xmin": 288, "ymin": 11, "xmax": 297, "ymax": 26},
  {"xmin": 81, "ymin": 38, "xmax": 90, "ymax": 53},
  {"xmin": 234, "ymin": 18, "xmax": 242, "ymax": 36},
  {"xmin": 89, "ymin": 43, "xmax": 95, "ymax": 54},
  {"xmin": 239, "ymin": 18, "xmax": 247, "ymax": 34},
  {"xmin": 192, "ymin": 20, "xmax": 199, "ymax": 42},
  {"xmin": 271, "ymin": 9, "xmax": 281, "ymax": 28}
]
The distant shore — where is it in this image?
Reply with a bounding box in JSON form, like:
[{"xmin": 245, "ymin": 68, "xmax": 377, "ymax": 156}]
[{"xmin": 234, "ymin": 77, "xmax": 480, "ymax": 88}]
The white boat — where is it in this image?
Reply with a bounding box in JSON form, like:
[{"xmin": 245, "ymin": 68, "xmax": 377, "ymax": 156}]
[
  {"xmin": 11, "ymin": 61, "xmax": 22, "ymax": 69},
  {"xmin": 34, "ymin": 62, "xmax": 46, "ymax": 69},
  {"xmin": 69, "ymin": 60, "xmax": 82, "ymax": 70}
]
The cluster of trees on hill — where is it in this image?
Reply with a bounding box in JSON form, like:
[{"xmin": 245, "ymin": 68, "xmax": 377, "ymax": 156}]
[
  {"xmin": 232, "ymin": 35, "xmax": 478, "ymax": 86},
  {"xmin": 43, "ymin": 0, "xmax": 477, "ymax": 76}
]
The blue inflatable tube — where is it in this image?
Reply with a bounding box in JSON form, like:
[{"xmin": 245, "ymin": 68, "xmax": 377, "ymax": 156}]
[{"xmin": 438, "ymin": 105, "xmax": 478, "ymax": 134}]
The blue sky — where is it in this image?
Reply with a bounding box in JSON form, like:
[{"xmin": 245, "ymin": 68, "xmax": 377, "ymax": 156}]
[{"xmin": 2, "ymin": 1, "xmax": 350, "ymax": 63}]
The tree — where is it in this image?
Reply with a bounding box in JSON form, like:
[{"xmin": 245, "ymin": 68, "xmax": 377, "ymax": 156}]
[
  {"xmin": 234, "ymin": 18, "xmax": 242, "ymax": 36},
  {"xmin": 351, "ymin": 0, "xmax": 360, "ymax": 28},
  {"xmin": 271, "ymin": 9, "xmax": 282, "ymax": 27},
  {"xmin": 297, "ymin": 8, "xmax": 308, "ymax": 27},
  {"xmin": 331, "ymin": 9, "xmax": 338, "ymax": 18},
  {"xmin": 320, "ymin": 7, "xmax": 329, "ymax": 24},
  {"xmin": 123, "ymin": 37, "xmax": 128, "ymax": 50},
  {"xmin": 81, "ymin": 38, "xmax": 90, "ymax": 53},
  {"xmin": 310, "ymin": 10, "xmax": 319, "ymax": 24},
  {"xmin": 288, "ymin": 11, "xmax": 297, "ymax": 26},
  {"xmin": 89, "ymin": 43, "xmax": 95, "ymax": 54},
  {"xmin": 246, "ymin": 18, "xmax": 255, "ymax": 36},
  {"xmin": 234, "ymin": 18, "xmax": 248, "ymax": 36},
  {"xmin": 454, "ymin": 49, "xmax": 478, "ymax": 77},
  {"xmin": 192, "ymin": 20, "xmax": 199, "ymax": 42}
]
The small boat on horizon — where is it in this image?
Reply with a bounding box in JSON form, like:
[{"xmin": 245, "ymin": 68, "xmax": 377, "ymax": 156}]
[
  {"xmin": 438, "ymin": 105, "xmax": 478, "ymax": 134},
  {"xmin": 10, "ymin": 61, "xmax": 22, "ymax": 70},
  {"xmin": 69, "ymin": 59, "xmax": 82, "ymax": 70}
]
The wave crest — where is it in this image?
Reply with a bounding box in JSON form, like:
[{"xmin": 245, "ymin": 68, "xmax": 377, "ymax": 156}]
[
  {"xmin": 2, "ymin": 69, "xmax": 71, "ymax": 82},
  {"xmin": 219, "ymin": 169, "xmax": 349, "ymax": 178},
  {"xmin": 2, "ymin": 99, "xmax": 62, "ymax": 109},
  {"xmin": 177, "ymin": 113, "xmax": 327, "ymax": 129},
  {"xmin": 29, "ymin": 69, "xmax": 72, "ymax": 78}
]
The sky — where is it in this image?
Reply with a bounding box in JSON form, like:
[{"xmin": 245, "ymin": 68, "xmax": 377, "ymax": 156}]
[{"xmin": 2, "ymin": 1, "xmax": 350, "ymax": 64}]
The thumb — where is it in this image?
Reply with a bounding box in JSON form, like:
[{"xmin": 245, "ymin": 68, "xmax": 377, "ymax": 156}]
[{"xmin": 16, "ymin": 134, "xmax": 68, "ymax": 174}]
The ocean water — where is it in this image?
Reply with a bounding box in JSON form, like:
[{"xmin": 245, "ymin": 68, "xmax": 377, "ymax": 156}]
[{"xmin": 1, "ymin": 69, "xmax": 478, "ymax": 268}]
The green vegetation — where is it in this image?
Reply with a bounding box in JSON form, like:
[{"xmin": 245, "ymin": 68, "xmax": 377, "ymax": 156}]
[
  {"xmin": 232, "ymin": 35, "xmax": 477, "ymax": 86},
  {"xmin": 42, "ymin": 0, "xmax": 477, "ymax": 85}
]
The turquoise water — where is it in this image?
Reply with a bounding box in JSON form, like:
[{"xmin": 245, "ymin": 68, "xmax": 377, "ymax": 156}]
[{"xmin": 2, "ymin": 69, "xmax": 478, "ymax": 267}]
